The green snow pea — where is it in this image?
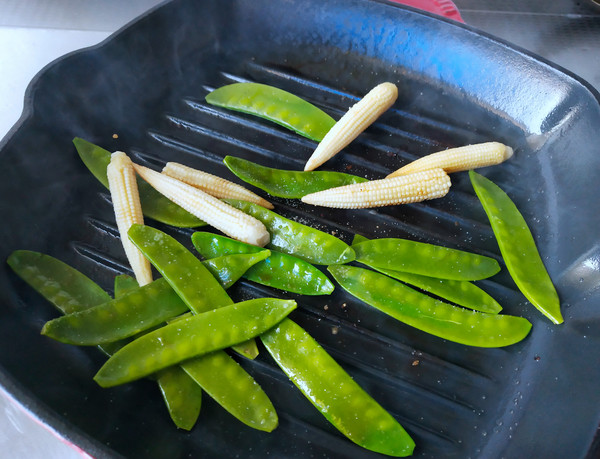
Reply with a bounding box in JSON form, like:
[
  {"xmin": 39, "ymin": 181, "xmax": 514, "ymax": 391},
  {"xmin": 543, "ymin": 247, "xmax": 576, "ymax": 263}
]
[
  {"xmin": 114, "ymin": 275, "xmax": 203, "ymax": 431},
  {"xmin": 202, "ymin": 251, "xmax": 271, "ymax": 290},
  {"xmin": 223, "ymin": 156, "xmax": 367, "ymax": 199},
  {"xmin": 114, "ymin": 281, "xmax": 276, "ymax": 431},
  {"xmin": 351, "ymin": 235, "xmax": 501, "ymax": 313},
  {"xmin": 7, "ymin": 250, "xmax": 111, "ymax": 315},
  {"xmin": 469, "ymin": 171, "xmax": 562, "ymax": 324},
  {"xmin": 205, "ymin": 83, "xmax": 335, "ymax": 141},
  {"xmin": 179, "ymin": 351, "xmax": 278, "ymax": 432},
  {"xmin": 329, "ymin": 265, "xmax": 531, "ymax": 347},
  {"xmin": 8, "ymin": 253, "xmax": 204, "ymax": 430},
  {"xmin": 41, "ymin": 278, "xmax": 189, "ymax": 345},
  {"xmin": 261, "ymin": 318, "xmax": 415, "ymax": 457},
  {"xmin": 192, "ymin": 232, "xmax": 334, "ymax": 295},
  {"xmin": 73, "ymin": 137, "xmax": 205, "ymax": 228},
  {"xmin": 41, "ymin": 249, "xmax": 269, "ymax": 349},
  {"xmin": 225, "ymin": 199, "xmax": 355, "ymax": 265},
  {"xmin": 353, "ymin": 238, "xmax": 500, "ymax": 281},
  {"xmin": 156, "ymin": 366, "xmax": 203, "ymax": 431},
  {"xmin": 8, "ymin": 254, "xmax": 203, "ymax": 430},
  {"xmin": 94, "ymin": 298, "xmax": 297, "ymax": 387},
  {"xmin": 128, "ymin": 224, "xmax": 258, "ymax": 359}
]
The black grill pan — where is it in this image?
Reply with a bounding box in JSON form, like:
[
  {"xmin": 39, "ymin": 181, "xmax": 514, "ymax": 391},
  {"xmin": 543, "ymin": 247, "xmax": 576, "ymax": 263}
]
[{"xmin": 1, "ymin": 0, "xmax": 600, "ymax": 457}]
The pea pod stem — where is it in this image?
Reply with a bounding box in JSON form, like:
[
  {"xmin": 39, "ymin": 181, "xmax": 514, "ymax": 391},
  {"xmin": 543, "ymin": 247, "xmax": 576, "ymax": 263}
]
[
  {"xmin": 261, "ymin": 318, "xmax": 415, "ymax": 457},
  {"xmin": 94, "ymin": 298, "xmax": 297, "ymax": 387},
  {"xmin": 223, "ymin": 155, "xmax": 367, "ymax": 199},
  {"xmin": 469, "ymin": 170, "xmax": 563, "ymax": 324},
  {"xmin": 329, "ymin": 265, "xmax": 531, "ymax": 348}
]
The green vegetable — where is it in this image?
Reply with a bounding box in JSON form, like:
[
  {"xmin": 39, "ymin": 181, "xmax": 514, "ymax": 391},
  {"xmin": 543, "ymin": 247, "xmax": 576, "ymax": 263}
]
[
  {"xmin": 8, "ymin": 254, "xmax": 203, "ymax": 430},
  {"xmin": 156, "ymin": 366, "xmax": 203, "ymax": 431},
  {"xmin": 353, "ymin": 238, "xmax": 500, "ymax": 281},
  {"xmin": 179, "ymin": 351, "xmax": 278, "ymax": 432},
  {"xmin": 114, "ymin": 276, "xmax": 277, "ymax": 431},
  {"xmin": 7, "ymin": 250, "xmax": 111, "ymax": 315},
  {"xmin": 192, "ymin": 232, "xmax": 334, "ymax": 295},
  {"xmin": 114, "ymin": 275, "xmax": 204, "ymax": 431},
  {"xmin": 329, "ymin": 265, "xmax": 531, "ymax": 347},
  {"xmin": 73, "ymin": 137, "xmax": 206, "ymax": 228},
  {"xmin": 225, "ymin": 199, "xmax": 355, "ymax": 265},
  {"xmin": 128, "ymin": 224, "xmax": 259, "ymax": 359},
  {"xmin": 94, "ymin": 298, "xmax": 297, "ymax": 387},
  {"xmin": 205, "ymin": 83, "xmax": 335, "ymax": 141},
  {"xmin": 351, "ymin": 235, "xmax": 501, "ymax": 313},
  {"xmin": 41, "ymin": 278, "xmax": 189, "ymax": 345},
  {"xmin": 223, "ymin": 156, "xmax": 367, "ymax": 199},
  {"xmin": 261, "ymin": 319, "xmax": 415, "ymax": 457},
  {"xmin": 469, "ymin": 170, "xmax": 563, "ymax": 324}
]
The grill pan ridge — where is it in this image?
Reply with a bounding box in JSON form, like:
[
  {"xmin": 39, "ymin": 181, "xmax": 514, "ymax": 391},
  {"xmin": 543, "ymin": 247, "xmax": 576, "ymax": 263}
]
[{"xmin": 1, "ymin": 0, "xmax": 600, "ymax": 458}]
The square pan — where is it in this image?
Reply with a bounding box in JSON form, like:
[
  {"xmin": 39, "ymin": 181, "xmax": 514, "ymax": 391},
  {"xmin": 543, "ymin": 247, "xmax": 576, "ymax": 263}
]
[{"xmin": 1, "ymin": 0, "xmax": 600, "ymax": 457}]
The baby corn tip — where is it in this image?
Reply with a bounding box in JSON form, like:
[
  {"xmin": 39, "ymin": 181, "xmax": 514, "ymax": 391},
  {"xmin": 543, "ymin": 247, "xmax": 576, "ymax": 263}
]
[{"xmin": 504, "ymin": 145, "xmax": 514, "ymax": 160}]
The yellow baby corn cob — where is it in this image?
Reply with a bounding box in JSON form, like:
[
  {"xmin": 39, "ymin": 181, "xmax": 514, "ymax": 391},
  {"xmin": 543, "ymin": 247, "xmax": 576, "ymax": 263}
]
[
  {"xmin": 304, "ymin": 82, "xmax": 398, "ymax": 171},
  {"xmin": 301, "ymin": 168, "xmax": 451, "ymax": 209},
  {"xmin": 106, "ymin": 152, "xmax": 153, "ymax": 286},
  {"xmin": 387, "ymin": 142, "xmax": 513, "ymax": 178},
  {"xmin": 133, "ymin": 164, "xmax": 270, "ymax": 247},
  {"xmin": 162, "ymin": 162, "xmax": 273, "ymax": 209}
]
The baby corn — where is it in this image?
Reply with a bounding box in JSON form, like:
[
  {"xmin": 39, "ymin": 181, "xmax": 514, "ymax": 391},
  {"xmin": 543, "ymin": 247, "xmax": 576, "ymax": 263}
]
[
  {"xmin": 387, "ymin": 142, "xmax": 513, "ymax": 178},
  {"xmin": 162, "ymin": 162, "xmax": 273, "ymax": 209},
  {"xmin": 106, "ymin": 152, "xmax": 153, "ymax": 286},
  {"xmin": 304, "ymin": 82, "xmax": 398, "ymax": 171},
  {"xmin": 134, "ymin": 164, "xmax": 270, "ymax": 247},
  {"xmin": 301, "ymin": 168, "xmax": 450, "ymax": 209}
]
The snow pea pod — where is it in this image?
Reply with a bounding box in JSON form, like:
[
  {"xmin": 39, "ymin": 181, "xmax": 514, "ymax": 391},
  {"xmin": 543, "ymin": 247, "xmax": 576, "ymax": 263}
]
[
  {"xmin": 73, "ymin": 137, "xmax": 205, "ymax": 228},
  {"xmin": 179, "ymin": 351, "xmax": 278, "ymax": 432},
  {"xmin": 7, "ymin": 250, "xmax": 111, "ymax": 315},
  {"xmin": 225, "ymin": 199, "xmax": 355, "ymax": 265},
  {"xmin": 128, "ymin": 224, "xmax": 258, "ymax": 359},
  {"xmin": 329, "ymin": 265, "xmax": 531, "ymax": 347},
  {"xmin": 192, "ymin": 232, "xmax": 334, "ymax": 295},
  {"xmin": 114, "ymin": 281, "xmax": 276, "ymax": 432},
  {"xmin": 353, "ymin": 238, "xmax": 500, "ymax": 281},
  {"xmin": 205, "ymin": 83, "xmax": 335, "ymax": 141},
  {"xmin": 156, "ymin": 365, "xmax": 203, "ymax": 431},
  {"xmin": 469, "ymin": 171, "xmax": 563, "ymax": 324},
  {"xmin": 351, "ymin": 235, "xmax": 501, "ymax": 313},
  {"xmin": 41, "ymin": 278, "xmax": 189, "ymax": 345},
  {"xmin": 114, "ymin": 275, "xmax": 204, "ymax": 431},
  {"xmin": 94, "ymin": 298, "xmax": 297, "ymax": 387},
  {"xmin": 261, "ymin": 318, "xmax": 415, "ymax": 457},
  {"xmin": 223, "ymin": 156, "xmax": 367, "ymax": 199}
]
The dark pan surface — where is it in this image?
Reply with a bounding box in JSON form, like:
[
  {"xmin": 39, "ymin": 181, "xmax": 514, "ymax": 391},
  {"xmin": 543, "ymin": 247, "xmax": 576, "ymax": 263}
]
[{"xmin": 1, "ymin": 0, "xmax": 600, "ymax": 457}]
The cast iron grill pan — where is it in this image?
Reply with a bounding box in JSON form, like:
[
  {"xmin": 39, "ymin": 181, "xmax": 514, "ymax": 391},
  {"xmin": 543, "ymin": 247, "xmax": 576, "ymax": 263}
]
[{"xmin": 1, "ymin": 0, "xmax": 600, "ymax": 458}]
